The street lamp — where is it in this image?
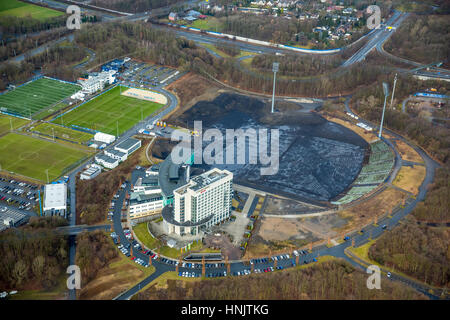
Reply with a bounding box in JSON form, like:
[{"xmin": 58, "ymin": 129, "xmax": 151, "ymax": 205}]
[
  {"xmin": 271, "ymin": 62, "xmax": 279, "ymax": 114},
  {"xmin": 379, "ymin": 82, "xmax": 390, "ymax": 138}
]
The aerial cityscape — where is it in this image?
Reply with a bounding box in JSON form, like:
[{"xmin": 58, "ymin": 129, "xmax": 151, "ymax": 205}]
[{"xmin": 0, "ymin": 0, "xmax": 448, "ymax": 309}]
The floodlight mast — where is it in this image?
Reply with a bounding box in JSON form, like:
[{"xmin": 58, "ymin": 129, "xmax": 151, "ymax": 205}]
[
  {"xmin": 271, "ymin": 62, "xmax": 279, "ymax": 114},
  {"xmin": 379, "ymin": 82, "xmax": 390, "ymax": 138}
]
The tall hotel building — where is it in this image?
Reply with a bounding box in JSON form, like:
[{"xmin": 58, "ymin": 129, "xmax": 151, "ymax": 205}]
[{"xmin": 162, "ymin": 168, "xmax": 233, "ymax": 236}]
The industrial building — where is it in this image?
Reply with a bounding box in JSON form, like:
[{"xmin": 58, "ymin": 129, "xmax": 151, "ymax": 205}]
[
  {"xmin": 0, "ymin": 207, "xmax": 29, "ymax": 232},
  {"xmin": 104, "ymin": 149, "xmax": 127, "ymax": 162},
  {"xmin": 162, "ymin": 168, "xmax": 233, "ymax": 236},
  {"xmin": 95, "ymin": 153, "xmax": 119, "ymax": 169},
  {"xmin": 43, "ymin": 183, "xmax": 67, "ymax": 217},
  {"xmin": 80, "ymin": 165, "xmax": 102, "ymax": 180},
  {"xmin": 114, "ymin": 138, "xmax": 141, "ymax": 156}
]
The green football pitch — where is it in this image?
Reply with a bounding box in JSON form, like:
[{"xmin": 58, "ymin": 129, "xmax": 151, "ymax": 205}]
[
  {"xmin": 0, "ymin": 78, "xmax": 80, "ymax": 119},
  {"xmin": 55, "ymin": 86, "xmax": 165, "ymax": 136},
  {"xmin": 0, "ymin": 114, "xmax": 29, "ymax": 136},
  {"xmin": 32, "ymin": 122, "xmax": 94, "ymax": 144},
  {"xmin": 0, "ymin": 0, "xmax": 63, "ymax": 20},
  {"xmin": 0, "ymin": 133, "xmax": 89, "ymax": 182}
]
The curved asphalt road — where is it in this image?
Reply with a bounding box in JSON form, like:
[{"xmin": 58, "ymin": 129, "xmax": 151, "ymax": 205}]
[{"xmin": 112, "ymin": 93, "xmax": 442, "ymax": 300}]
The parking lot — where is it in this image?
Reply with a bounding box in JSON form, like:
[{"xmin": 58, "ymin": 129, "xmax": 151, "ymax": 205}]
[
  {"xmin": 120, "ymin": 60, "xmax": 182, "ymax": 89},
  {"xmin": 0, "ymin": 176, "xmax": 40, "ymax": 213}
]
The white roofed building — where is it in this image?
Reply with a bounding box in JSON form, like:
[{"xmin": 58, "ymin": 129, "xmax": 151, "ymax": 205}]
[
  {"xmin": 94, "ymin": 132, "xmax": 116, "ymax": 144},
  {"xmin": 43, "ymin": 183, "xmax": 67, "ymax": 217}
]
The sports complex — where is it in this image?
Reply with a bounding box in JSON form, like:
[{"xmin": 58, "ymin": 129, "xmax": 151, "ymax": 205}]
[
  {"xmin": 0, "ymin": 77, "xmax": 80, "ymax": 119},
  {"xmin": 53, "ymin": 86, "xmax": 165, "ymax": 136},
  {"xmin": 0, "ymin": 133, "xmax": 89, "ymax": 182}
]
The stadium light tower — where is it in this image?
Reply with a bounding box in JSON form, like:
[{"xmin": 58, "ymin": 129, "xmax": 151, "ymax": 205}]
[
  {"xmin": 271, "ymin": 62, "xmax": 279, "ymax": 114},
  {"xmin": 379, "ymin": 82, "xmax": 390, "ymax": 138},
  {"xmin": 389, "ymin": 73, "xmax": 398, "ymax": 109}
]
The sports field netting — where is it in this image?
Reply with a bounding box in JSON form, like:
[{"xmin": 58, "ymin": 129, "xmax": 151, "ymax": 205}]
[
  {"xmin": 0, "ymin": 133, "xmax": 89, "ymax": 182},
  {"xmin": 54, "ymin": 86, "xmax": 164, "ymax": 136},
  {"xmin": 0, "ymin": 78, "xmax": 80, "ymax": 119},
  {"xmin": 31, "ymin": 122, "xmax": 93, "ymax": 144}
]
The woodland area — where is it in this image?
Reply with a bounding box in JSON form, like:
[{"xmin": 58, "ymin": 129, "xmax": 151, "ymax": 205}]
[
  {"xmin": 0, "ymin": 15, "xmax": 67, "ymax": 36},
  {"xmin": 0, "ymin": 217, "xmax": 69, "ymax": 291},
  {"xmin": 136, "ymin": 259, "xmax": 425, "ymax": 300},
  {"xmin": 369, "ymin": 217, "xmax": 449, "ymax": 288},
  {"xmin": 75, "ymin": 230, "xmax": 118, "ymax": 286},
  {"xmin": 214, "ymin": 13, "xmax": 367, "ymax": 49},
  {"xmin": 0, "ymin": 27, "xmax": 71, "ymax": 62},
  {"xmin": 250, "ymin": 53, "xmax": 342, "ymax": 77},
  {"xmin": 384, "ymin": 14, "xmax": 450, "ymax": 64},
  {"xmin": 76, "ymin": 139, "xmax": 146, "ymax": 225}
]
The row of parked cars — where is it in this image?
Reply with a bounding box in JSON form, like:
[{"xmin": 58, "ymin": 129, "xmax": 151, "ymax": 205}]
[
  {"xmin": 179, "ymin": 271, "xmax": 201, "ymax": 278},
  {"xmin": 206, "ymin": 271, "xmax": 227, "ymax": 278},
  {"xmin": 131, "ymin": 257, "xmax": 150, "ymax": 268},
  {"xmin": 250, "ymin": 258, "xmax": 269, "ymax": 264}
]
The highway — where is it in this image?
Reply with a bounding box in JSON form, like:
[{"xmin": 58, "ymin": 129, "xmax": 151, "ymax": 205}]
[{"xmin": 342, "ymin": 11, "xmax": 406, "ymax": 67}]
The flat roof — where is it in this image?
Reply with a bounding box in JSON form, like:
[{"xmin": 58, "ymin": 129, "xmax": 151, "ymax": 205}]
[
  {"xmin": 44, "ymin": 183, "xmax": 67, "ymax": 210},
  {"xmin": 115, "ymin": 138, "xmax": 141, "ymax": 151},
  {"xmin": 158, "ymin": 153, "xmax": 188, "ymax": 198}
]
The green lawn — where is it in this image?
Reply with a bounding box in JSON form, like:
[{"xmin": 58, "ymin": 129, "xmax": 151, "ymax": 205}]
[
  {"xmin": 56, "ymin": 86, "xmax": 164, "ymax": 136},
  {"xmin": 0, "ymin": 78, "xmax": 80, "ymax": 119},
  {"xmin": 32, "ymin": 122, "xmax": 93, "ymax": 143},
  {"xmin": 0, "ymin": 0, "xmax": 63, "ymax": 20},
  {"xmin": 0, "ymin": 133, "xmax": 89, "ymax": 182},
  {"xmin": 0, "ymin": 114, "xmax": 29, "ymax": 136},
  {"xmin": 133, "ymin": 222, "xmax": 161, "ymax": 249},
  {"xmin": 191, "ymin": 17, "xmax": 223, "ymax": 32}
]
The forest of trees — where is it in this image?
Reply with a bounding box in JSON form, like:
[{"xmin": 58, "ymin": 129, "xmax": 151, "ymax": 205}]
[
  {"xmin": 0, "ymin": 217, "xmax": 68, "ymax": 291},
  {"xmin": 75, "ymin": 230, "xmax": 118, "ymax": 286},
  {"xmin": 384, "ymin": 14, "xmax": 450, "ymax": 64},
  {"xmin": 369, "ymin": 217, "xmax": 449, "ymax": 288},
  {"xmin": 136, "ymin": 259, "xmax": 424, "ymax": 299},
  {"xmin": 0, "ymin": 15, "xmax": 67, "ymax": 36},
  {"xmin": 250, "ymin": 53, "xmax": 342, "ymax": 77},
  {"xmin": 204, "ymin": 13, "xmax": 366, "ymax": 49},
  {"xmin": 0, "ymin": 28, "xmax": 71, "ymax": 62}
]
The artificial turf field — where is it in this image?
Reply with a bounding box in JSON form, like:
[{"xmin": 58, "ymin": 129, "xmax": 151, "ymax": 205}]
[
  {"xmin": 0, "ymin": 114, "xmax": 29, "ymax": 136},
  {"xmin": 0, "ymin": 78, "xmax": 80, "ymax": 119},
  {"xmin": 32, "ymin": 122, "xmax": 93, "ymax": 144},
  {"xmin": 0, "ymin": 0, "xmax": 63, "ymax": 20},
  {"xmin": 0, "ymin": 133, "xmax": 89, "ymax": 182},
  {"xmin": 55, "ymin": 86, "xmax": 165, "ymax": 136}
]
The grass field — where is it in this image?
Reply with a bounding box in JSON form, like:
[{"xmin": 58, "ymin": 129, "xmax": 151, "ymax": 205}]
[
  {"xmin": 0, "ymin": 114, "xmax": 29, "ymax": 136},
  {"xmin": 56, "ymin": 86, "xmax": 164, "ymax": 136},
  {"xmin": 0, "ymin": 78, "xmax": 80, "ymax": 119},
  {"xmin": 0, "ymin": 133, "xmax": 89, "ymax": 182},
  {"xmin": 393, "ymin": 165, "xmax": 426, "ymax": 195},
  {"xmin": 32, "ymin": 122, "xmax": 93, "ymax": 143},
  {"xmin": 0, "ymin": 0, "xmax": 63, "ymax": 20}
]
